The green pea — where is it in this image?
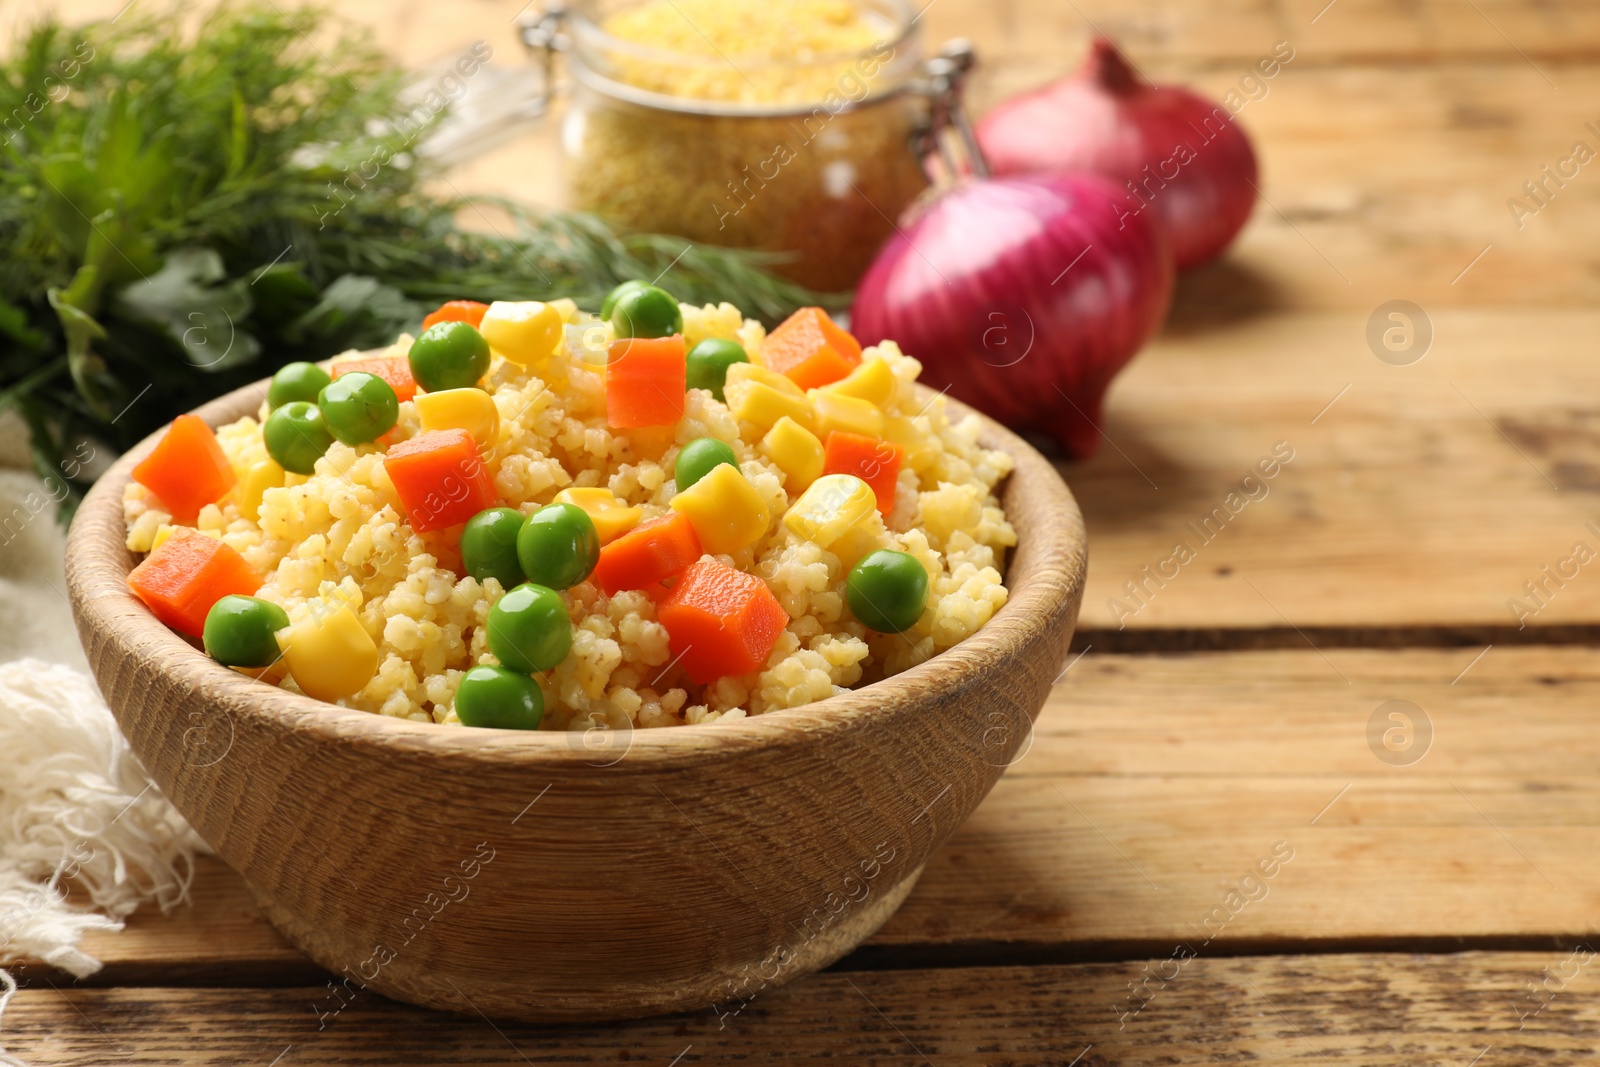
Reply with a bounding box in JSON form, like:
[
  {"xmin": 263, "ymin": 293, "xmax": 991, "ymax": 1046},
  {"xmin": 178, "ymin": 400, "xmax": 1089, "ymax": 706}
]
[
  {"xmin": 610, "ymin": 284, "xmax": 682, "ymax": 340},
  {"xmin": 487, "ymin": 582, "xmax": 572, "ymax": 673},
  {"xmin": 674, "ymin": 437, "xmax": 738, "ymax": 493},
  {"xmin": 408, "ymin": 320, "xmax": 491, "ymax": 393},
  {"xmin": 600, "ymin": 279, "xmax": 649, "ymax": 319},
  {"xmin": 203, "ymin": 595, "xmax": 289, "ymax": 668},
  {"xmin": 846, "ymin": 549, "xmax": 929, "ymax": 634},
  {"xmin": 316, "ymin": 371, "xmax": 398, "ymax": 445},
  {"xmin": 685, "ymin": 339, "xmax": 749, "ymax": 402},
  {"xmin": 461, "ymin": 507, "xmax": 527, "ymax": 589},
  {"xmin": 455, "ymin": 665, "xmax": 544, "ymax": 730},
  {"xmin": 267, "ymin": 362, "xmax": 332, "ymax": 410},
  {"xmin": 516, "ymin": 503, "xmax": 600, "ymax": 590},
  {"xmin": 263, "ymin": 401, "xmax": 334, "ymax": 475}
]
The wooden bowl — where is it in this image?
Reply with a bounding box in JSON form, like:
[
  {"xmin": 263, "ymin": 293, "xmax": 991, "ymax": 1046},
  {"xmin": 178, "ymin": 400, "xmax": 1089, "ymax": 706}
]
[{"xmin": 66, "ymin": 374, "xmax": 1086, "ymax": 1023}]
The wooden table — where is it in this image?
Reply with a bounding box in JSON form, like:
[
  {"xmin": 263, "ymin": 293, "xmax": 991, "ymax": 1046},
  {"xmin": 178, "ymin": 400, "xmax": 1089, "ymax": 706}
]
[{"xmin": 13, "ymin": 0, "xmax": 1600, "ymax": 1061}]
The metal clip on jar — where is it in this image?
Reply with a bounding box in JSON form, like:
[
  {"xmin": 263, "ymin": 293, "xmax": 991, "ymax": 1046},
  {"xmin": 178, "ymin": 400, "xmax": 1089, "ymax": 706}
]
[{"xmin": 520, "ymin": 1, "xmax": 978, "ymax": 293}]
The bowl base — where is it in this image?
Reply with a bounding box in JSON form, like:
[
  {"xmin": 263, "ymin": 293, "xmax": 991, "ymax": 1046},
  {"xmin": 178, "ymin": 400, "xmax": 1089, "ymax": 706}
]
[{"xmin": 252, "ymin": 863, "xmax": 928, "ymax": 1024}]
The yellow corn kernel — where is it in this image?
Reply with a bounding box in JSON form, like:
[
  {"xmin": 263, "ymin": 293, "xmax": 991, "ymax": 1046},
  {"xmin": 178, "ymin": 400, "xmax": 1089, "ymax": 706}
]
[
  {"xmin": 760, "ymin": 416, "xmax": 824, "ymax": 491},
  {"xmin": 729, "ymin": 380, "xmax": 814, "ymax": 434},
  {"xmin": 554, "ymin": 486, "xmax": 643, "ymax": 544},
  {"xmin": 238, "ymin": 459, "xmax": 286, "ymax": 523},
  {"xmin": 479, "ymin": 300, "xmax": 564, "ymax": 366},
  {"xmin": 820, "ymin": 357, "xmax": 896, "ymax": 409},
  {"xmin": 726, "ymin": 361, "xmax": 804, "ymax": 397},
  {"xmin": 883, "ymin": 415, "xmax": 937, "ymax": 473},
  {"xmin": 783, "ymin": 473, "xmax": 876, "ymax": 547},
  {"xmin": 670, "ymin": 463, "xmax": 770, "ymax": 554},
  {"xmin": 415, "ymin": 387, "xmax": 500, "ymax": 448},
  {"xmin": 810, "ymin": 390, "xmax": 883, "ymax": 440},
  {"xmin": 284, "ymin": 604, "xmax": 378, "ymax": 703}
]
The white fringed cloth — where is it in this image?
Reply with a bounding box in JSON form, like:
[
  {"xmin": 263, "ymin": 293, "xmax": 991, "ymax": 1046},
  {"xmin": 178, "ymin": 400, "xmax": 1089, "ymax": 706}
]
[{"xmin": 0, "ymin": 659, "xmax": 205, "ymax": 1044}]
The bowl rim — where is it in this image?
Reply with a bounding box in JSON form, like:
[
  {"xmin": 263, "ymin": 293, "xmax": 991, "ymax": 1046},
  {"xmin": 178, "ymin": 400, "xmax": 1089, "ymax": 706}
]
[{"xmin": 67, "ymin": 370, "xmax": 1085, "ymax": 768}]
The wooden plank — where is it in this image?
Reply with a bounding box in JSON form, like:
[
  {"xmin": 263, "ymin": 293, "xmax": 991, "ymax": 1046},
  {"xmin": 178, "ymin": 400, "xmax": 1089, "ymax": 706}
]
[
  {"xmin": 28, "ymin": 0, "xmax": 1597, "ymax": 70},
  {"xmin": 369, "ymin": 0, "xmax": 1600, "ymax": 71},
  {"xmin": 1068, "ymin": 310, "xmax": 1600, "ymax": 636},
  {"xmin": 926, "ymin": 0, "xmax": 1600, "ymax": 70},
  {"xmin": 55, "ymin": 648, "xmax": 1600, "ymax": 981},
  {"xmin": 1174, "ymin": 64, "xmax": 1600, "ymax": 316},
  {"xmin": 876, "ymin": 775, "xmax": 1600, "ymax": 960},
  {"xmin": 879, "ymin": 647, "xmax": 1600, "ymax": 954},
  {"xmin": 1033, "ymin": 644, "xmax": 1600, "ymax": 779},
  {"xmin": 9, "ymin": 952, "xmax": 1600, "ymax": 1063},
  {"xmin": 69, "ymin": 856, "xmax": 308, "ymax": 986}
]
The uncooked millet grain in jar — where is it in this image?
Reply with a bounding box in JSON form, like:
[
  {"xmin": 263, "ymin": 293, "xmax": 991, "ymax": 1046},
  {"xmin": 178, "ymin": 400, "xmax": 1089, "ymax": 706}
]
[
  {"xmin": 601, "ymin": 0, "xmax": 892, "ymax": 105},
  {"xmin": 567, "ymin": 0, "xmax": 930, "ymax": 290}
]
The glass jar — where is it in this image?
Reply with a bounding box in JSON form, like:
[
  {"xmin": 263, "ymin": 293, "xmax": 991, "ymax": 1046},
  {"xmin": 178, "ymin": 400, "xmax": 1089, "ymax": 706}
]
[{"xmin": 521, "ymin": 0, "xmax": 976, "ymax": 293}]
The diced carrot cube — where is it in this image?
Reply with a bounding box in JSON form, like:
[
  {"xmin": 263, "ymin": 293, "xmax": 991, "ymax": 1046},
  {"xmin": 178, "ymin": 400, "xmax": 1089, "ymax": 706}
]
[
  {"xmin": 657, "ymin": 558, "xmax": 789, "ymax": 684},
  {"xmin": 823, "ymin": 432, "xmax": 903, "ymax": 516},
  {"xmin": 421, "ymin": 300, "xmax": 489, "ymax": 331},
  {"xmin": 592, "ymin": 513, "xmax": 702, "ymax": 596},
  {"xmin": 760, "ymin": 308, "xmax": 862, "ymax": 391},
  {"xmin": 333, "ymin": 357, "xmax": 417, "ymax": 402},
  {"xmin": 383, "ymin": 429, "xmax": 497, "ymax": 533},
  {"xmin": 131, "ymin": 414, "xmax": 237, "ymax": 525},
  {"xmin": 127, "ymin": 529, "xmax": 260, "ymax": 640},
  {"xmin": 606, "ymin": 336, "xmax": 687, "ymax": 428}
]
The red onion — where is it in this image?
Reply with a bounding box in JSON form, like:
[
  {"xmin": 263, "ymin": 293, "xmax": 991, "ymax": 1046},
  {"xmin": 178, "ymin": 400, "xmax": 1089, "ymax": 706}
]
[
  {"xmin": 976, "ymin": 37, "xmax": 1258, "ymax": 271},
  {"xmin": 851, "ymin": 173, "xmax": 1173, "ymax": 459}
]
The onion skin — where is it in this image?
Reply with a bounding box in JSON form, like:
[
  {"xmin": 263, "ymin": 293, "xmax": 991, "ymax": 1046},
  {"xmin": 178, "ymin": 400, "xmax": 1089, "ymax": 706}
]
[
  {"xmin": 850, "ymin": 173, "xmax": 1173, "ymax": 459},
  {"xmin": 976, "ymin": 37, "xmax": 1258, "ymax": 271}
]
